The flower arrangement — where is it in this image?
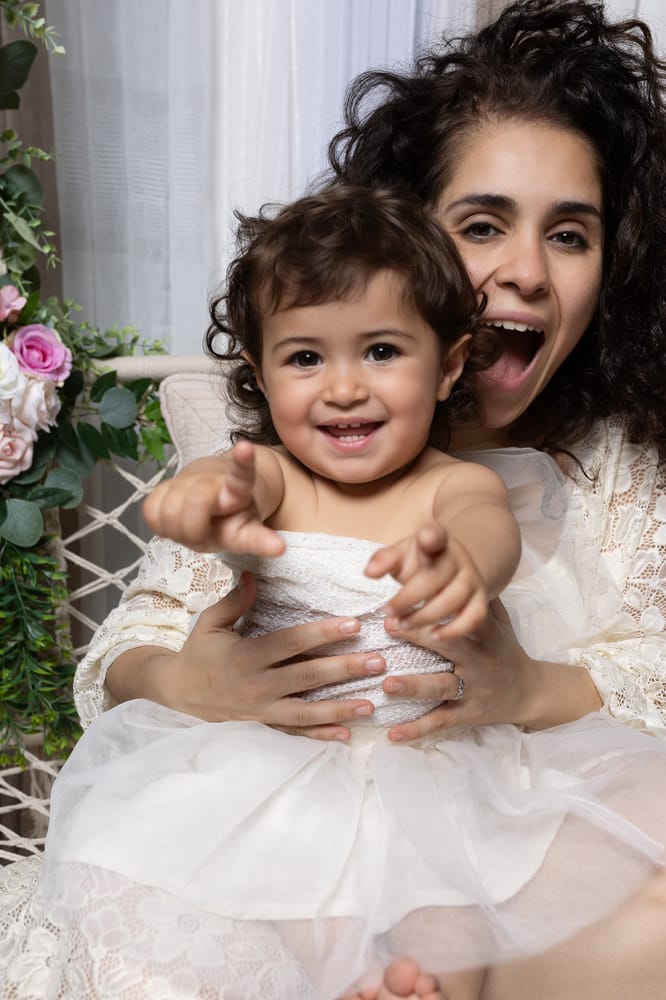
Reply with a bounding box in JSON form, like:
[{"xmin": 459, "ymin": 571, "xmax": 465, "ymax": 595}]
[{"xmin": 0, "ymin": 3, "xmax": 170, "ymax": 760}]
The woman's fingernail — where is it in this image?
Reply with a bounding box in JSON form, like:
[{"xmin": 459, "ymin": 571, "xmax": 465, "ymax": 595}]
[
  {"xmin": 383, "ymin": 604, "xmax": 395, "ymax": 617},
  {"xmin": 339, "ymin": 618, "xmax": 360, "ymax": 635},
  {"xmin": 385, "ymin": 616, "xmax": 400, "ymax": 632},
  {"xmin": 385, "ymin": 679, "xmax": 404, "ymax": 694},
  {"xmin": 389, "ymin": 731, "xmax": 405, "ymax": 742},
  {"xmin": 364, "ymin": 656, "xmax": 384, "ymax": 674},
  {"xmin": 354, "ymin": 705, "xmax": 373, "ymax": 717}
]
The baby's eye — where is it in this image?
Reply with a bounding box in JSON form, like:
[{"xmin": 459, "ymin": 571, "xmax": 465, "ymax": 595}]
[
  {"xmin": 366, "ymin": 343, "xmax": 398, "ymax": 362},
  {"xmin": 288, "ymin": 350, "xmax": 321, "ymax": 368}
]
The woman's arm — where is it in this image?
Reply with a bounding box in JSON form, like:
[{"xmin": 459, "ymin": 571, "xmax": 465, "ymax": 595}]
[
  {"xmin": 561, "ymin": 422, "xmax": 666, "ymax": 731},
  {"xmin": 376, "ymin": 420, "xmax": 666, "ymax": 740}
]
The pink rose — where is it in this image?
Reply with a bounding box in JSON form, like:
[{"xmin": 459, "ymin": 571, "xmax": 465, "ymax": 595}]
[
  {"xmin": 9, "ymin": 324, "xmax": 73, "ymax": 385},
  {"xmin": 11, "ymin": 376, "xmax": 61, "ymax": 433},
  {"xmin": 0, "ymin": 285, "xmax": 27, "ymax": 323},
  {"xmin": 0, "ymin": 420, "xmax": 34, "ymax": 485}
]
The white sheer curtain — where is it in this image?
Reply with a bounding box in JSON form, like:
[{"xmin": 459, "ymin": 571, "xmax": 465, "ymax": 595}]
[
  {"xmin": 46, "ymin": 0, "xmax": 665, "ymax": 355},
  {"xmin": 46, "ymin": 0, "xmax": 475, "ymax": 356}
]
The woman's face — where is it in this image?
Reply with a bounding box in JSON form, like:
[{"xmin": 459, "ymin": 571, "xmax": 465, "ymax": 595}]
[{"xmin": 436, "ymin": 120, "xmax": 603, "ymax": 447}]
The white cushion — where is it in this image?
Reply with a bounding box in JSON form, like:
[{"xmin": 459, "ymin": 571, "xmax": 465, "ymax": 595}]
[{"xmin": 159, "ymin": 371, "xmax": 233, "ymax": 468}]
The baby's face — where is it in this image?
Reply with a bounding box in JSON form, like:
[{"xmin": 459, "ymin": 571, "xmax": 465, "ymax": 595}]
[{"xmin": 251, "ymin": 269, "xmax": 466, "ymax": 488}]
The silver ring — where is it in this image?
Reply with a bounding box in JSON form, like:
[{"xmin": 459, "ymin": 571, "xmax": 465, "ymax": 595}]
[{"xmin": 453, "ymin": 675, "xmax": 465, "ymax": 701}]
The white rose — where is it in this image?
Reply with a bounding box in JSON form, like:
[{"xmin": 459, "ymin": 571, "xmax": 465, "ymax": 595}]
[
  {"xmin": 0, "ymin": 341, "xmax": 26, "ymax": 400},
  {"xmin": 12, "ymin": 376, "xmax": 61, "ymax": 433}
]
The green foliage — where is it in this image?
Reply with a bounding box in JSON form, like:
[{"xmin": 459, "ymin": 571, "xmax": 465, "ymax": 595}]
[
  {"xmin": 0, "ymin": 539, "xmax": 80, "ymax": 761},
  {"xmin": 0, "ymin": 3, "xmax": 171, "ymax": 758}
]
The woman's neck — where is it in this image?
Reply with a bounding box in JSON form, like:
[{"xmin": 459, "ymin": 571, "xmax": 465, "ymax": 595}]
[{"xmin": 448, "ymin": 425, "xmax": 517, "ymax": 452}]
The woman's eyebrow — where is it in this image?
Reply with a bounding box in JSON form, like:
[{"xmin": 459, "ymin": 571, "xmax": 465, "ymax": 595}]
[
  {"xmin": 444, "ymin": 193, "xmax": 602, "ymax": 220},
  {"xmin": 444, "ymin": 193, "xmax": 516, "ymax": 212},
  {"xmin": 554, "ymin": 200, "xmax": 603, "ymax": 221}
]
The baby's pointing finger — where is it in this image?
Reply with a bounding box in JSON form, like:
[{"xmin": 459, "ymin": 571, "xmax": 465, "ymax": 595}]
[{"xmin": 364, "ymin": 543, "xmax": 403, "ymax": 579}]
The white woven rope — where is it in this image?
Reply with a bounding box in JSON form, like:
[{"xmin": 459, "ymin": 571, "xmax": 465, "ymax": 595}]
[{"xmin": 1, "ymin": 357, "xmax": 211, "ymax": 863}]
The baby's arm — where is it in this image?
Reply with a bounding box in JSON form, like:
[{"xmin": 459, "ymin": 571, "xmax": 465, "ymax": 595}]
[
  {"xmin": 366, "ymin": 462, "xmax": 520, "ymax": 639},
  {"xmin": 143, "ymin": 440, "xmax": 286, "ymax": 556}
]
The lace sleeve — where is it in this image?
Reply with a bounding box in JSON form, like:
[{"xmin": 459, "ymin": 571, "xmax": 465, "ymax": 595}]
[
  {"xmin": 566, "ymin": 421, "xmax": 666, "ymax": 732},
  {"xmin": 73, "ymin": 536, "xmax": 233, "ymax": 728}
]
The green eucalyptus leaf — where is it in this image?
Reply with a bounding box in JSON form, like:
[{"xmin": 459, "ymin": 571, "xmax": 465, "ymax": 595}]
[
  {"xmin": 99, "ymin": 385, "xmax": 138, "ymax": 429},
  {"xmin": 3, "ymin": 209, "xmax": 43, "ymax": 251},
  {"xmin": 9, "ymin": 461, "xmax": 47, "ymax": 486},
  {"xmin": 0, "ymin": 40, "xmax": 38, "ymax": 94},
  {"xmin": 0, "ymin": 498, "xmax": 44, "ymax": 547},
  {"xmin": 56, "ymin": 436, "xmax": 95, "ymax": 478},
  {"xmin": 3, "ymin": 164, "xmax": 44, "ymax": 208},
  {"xmin": 89, "ymin": 369, "xmax": 117, "ymax": 402},
  {"xmin": 42, "ymin": 467, "xmax": 83, "ymax": 509},
  {"xmin": 77, "ymin": 421, "xmax": 110, "ymax": 459},
  {"xmin": 26, "ymin": 486, "xmax": 73, "ymax": 510}
]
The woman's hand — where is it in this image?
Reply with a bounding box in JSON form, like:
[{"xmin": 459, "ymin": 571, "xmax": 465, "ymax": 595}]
[
  {"xmin": 380, "ymin": 599, "xmax": 603, "ymax": 742},
  {"xmin": 107, "ymin": 572, "xmax": 385, "ymax": 741}
]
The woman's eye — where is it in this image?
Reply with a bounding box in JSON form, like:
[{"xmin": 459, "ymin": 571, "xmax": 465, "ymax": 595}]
[
  {"xmin": 288, "ymin": 350, "xmax": 321, "ymax": 368},
  {"xmin": 550, "ymin": 230, "xmax": 588, "ymax": 250},
  {"xmin": 460, "ymin": 220, "xmax": 501, "ymax": 240},
  {"xmin": 367, "ymin": 343, "xmax": 398, "ymax": 362}
]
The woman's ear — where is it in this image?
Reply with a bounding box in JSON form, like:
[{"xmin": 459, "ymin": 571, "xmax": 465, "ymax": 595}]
[
  {"xmin": 242, "ymin": 351, "xmax": 266, "ymax": 395},
  {"xmin": 436, "ymin": 333, "xmax": 471, "ymax": 402}
]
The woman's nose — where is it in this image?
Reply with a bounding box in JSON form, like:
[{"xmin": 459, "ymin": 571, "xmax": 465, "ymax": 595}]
[
  {"xmin": 495, "ymin": 233, "xmax": 551, "ymax": 297},
  {"xmin": 321, "ymin": 365, "xmax": 369, "ymax": 406}
]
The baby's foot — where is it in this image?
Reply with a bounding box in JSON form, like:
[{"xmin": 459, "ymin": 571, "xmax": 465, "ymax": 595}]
[{"xmin": 341, "ymin": 958, "xmax": 444, "ymax": 1000}]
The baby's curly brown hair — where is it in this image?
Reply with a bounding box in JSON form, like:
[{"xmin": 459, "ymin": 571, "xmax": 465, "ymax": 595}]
[{"xmin": 206, "ymin": 184, "xmax": 497, "ymax": 446}]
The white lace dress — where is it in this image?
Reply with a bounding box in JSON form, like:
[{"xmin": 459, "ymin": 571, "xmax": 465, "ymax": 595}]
[{"xmin": 1, "ymin": 419, "xmax": 665, "ymax": 1000}]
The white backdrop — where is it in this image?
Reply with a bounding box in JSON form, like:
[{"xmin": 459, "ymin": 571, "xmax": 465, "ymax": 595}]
[
  {"xmin": 46, "ymin": 0, "xmax": 664, "ymax": 356},
  {"xmin": 46, "ymin": 0, "xmax": 478, "ymax": 355}
]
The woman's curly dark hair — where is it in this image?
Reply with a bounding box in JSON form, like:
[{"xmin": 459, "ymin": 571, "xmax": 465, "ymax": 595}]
[
  {"xmin": 206, "ymin": 184, "xmax": 496, "ymax": 445},
  {"xmin": 327, "ymin": 0, "xmax": 666, "ymax": 456}
]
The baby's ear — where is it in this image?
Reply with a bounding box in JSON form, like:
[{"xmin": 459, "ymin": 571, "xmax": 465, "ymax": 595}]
[
  {"xmin": 436, "ymin": 333, "xmax": 471, "ymax": 402},
  {"xmin": 242, "ymin": 351, "xmax": 266, "ymax": 394}
]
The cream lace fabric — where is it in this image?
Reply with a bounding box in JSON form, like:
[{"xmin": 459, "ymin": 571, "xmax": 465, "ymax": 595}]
[
  {"xmin": 74, "ymin": 417, "xmax": 666, "ymax": 734},
  {"xmin": 559, "ymin": 420, "xmax": 666, "ymax": 731}
]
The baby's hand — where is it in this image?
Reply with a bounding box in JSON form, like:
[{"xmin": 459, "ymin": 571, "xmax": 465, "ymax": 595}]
[
  {"xmin": 365, "ymin": 522, "xmax": 489, "ymax": 638},
  {"xmin": 143, "ymin": 441, "xmax": 285, "ymax": 556}
]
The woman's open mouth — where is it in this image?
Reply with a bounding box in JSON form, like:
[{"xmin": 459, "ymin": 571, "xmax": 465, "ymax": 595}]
[{"xmin": 479, "ymin": 321, "xmax": 545, "ymax": 389}]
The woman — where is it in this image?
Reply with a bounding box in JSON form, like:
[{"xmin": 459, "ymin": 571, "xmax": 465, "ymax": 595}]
[
  {"xmin": 5, "ymin": 1, "xmax": 664, "ymax": 998},
  {"xmin": 83, "ymin": 0, "xmax": 665, "ymax": 752}
]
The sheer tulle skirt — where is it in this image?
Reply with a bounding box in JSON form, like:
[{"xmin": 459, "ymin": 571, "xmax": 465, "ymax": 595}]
[{"xmin": 2, "ymin": 699, "xmax": 664, "ymax": 999}]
